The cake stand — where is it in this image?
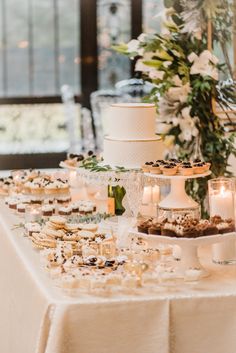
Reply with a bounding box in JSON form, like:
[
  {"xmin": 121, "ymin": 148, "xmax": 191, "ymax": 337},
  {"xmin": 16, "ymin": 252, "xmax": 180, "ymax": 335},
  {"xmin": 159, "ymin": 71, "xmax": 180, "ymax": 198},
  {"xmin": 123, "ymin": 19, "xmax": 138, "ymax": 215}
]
[
  {"xmin": 145, "ymin": 171, "xmax": 211, "ymax": 209},
  {"xmin": 129, "ymin": 230, "xmax": 236, "ymax": 278}
]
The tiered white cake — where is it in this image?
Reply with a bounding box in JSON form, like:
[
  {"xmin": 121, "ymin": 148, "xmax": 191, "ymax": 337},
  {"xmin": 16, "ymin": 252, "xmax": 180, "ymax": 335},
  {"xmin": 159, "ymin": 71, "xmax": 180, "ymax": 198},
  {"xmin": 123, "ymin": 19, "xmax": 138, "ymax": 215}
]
[{"xmin": 103, "ymin": 103, "xmax": 163, "ymax": 169}]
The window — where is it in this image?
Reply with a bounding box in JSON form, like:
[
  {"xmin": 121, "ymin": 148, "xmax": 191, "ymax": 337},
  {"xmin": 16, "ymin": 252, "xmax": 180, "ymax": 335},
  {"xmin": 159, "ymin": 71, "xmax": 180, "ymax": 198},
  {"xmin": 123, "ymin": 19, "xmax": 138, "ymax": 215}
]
[{"xmin": 0, "ymin": 0, "xmax": 80, "ymax": 97}]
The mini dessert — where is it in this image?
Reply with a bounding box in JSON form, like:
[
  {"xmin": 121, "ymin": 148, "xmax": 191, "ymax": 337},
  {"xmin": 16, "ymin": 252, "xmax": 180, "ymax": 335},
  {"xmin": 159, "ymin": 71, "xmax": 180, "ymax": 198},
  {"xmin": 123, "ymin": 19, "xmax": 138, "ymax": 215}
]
[
  {"xmin": 193, "ymin": 163, "xmax": 205, "ymax": 174},
  {"xmin": 30, "ymin": 197, "xmax": 42, "ymax": 205},
  {"xmin": 179, "ymin": 165, "xmax": 193, "ymax": 176},
  {"xmin": 79, "ymin": 223, "xmax": 98, "ymax": 232},
  {"xmin": 137, "ymin": 219, "xmax": 153, "ymax": 234},
  {"xmin": 162, "ymin": 165, "xmax": 177, "ymax": 176},
  {"xmin": 58, "ymin": 206, "xmax": 72, "ymax": 216},
  {"xmin": 71, "ymin": 203, "xmax": 79, "ymax": 213},
  {"xmin": 150, "ymin": 163, "xmax": 161, "ymax": 174},
  {"xmin": 148, "ymin": 222, "xmax": 161, "ymax": 235},
  {"xmin": 25, "ymin": 222, "xmax": 41, "ymax": 237},
  {"xmin": 142, "ymin": 161, "xmax": 154, "ymax": 173},
  {"xmin": 8, "ymin": 199, "xmax": 18, "ymax": 210},
  {"xmin": 57, "ymin": 195, "xmax": 72, "ymax": 204},
  {"xmin": 216, "ymin": 220, "xmax": 235, "ymax": 234},
  {"xmin": 49, "ymin": 216, "xmax": 67, "ymax": 228},
  {"xmin": 42, "ymin": 205, "xmax": 55, "ymax": 217},
  {"xmin": 17, "ymin": 203, "xmax": 27, "ymax": 214},
  {"xmin": 161, "ymin": 222, "xmax": 177, "ymax": 237}
]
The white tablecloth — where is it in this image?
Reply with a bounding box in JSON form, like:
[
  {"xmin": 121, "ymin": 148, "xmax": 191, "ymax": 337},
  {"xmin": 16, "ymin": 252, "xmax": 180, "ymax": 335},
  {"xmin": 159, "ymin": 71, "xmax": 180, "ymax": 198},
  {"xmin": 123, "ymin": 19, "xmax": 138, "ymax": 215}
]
[{"xmin": 1, "ymin": 201, "xmax": 236, "ymax": 353}]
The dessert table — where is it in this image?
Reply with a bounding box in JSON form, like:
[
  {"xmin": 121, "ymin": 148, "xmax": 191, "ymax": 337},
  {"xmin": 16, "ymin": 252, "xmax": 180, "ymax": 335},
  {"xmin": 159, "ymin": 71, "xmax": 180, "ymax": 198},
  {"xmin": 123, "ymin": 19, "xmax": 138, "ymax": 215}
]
[{"xmin": 1, "ymin": 199, "xmax": 236, "ymax": 353}]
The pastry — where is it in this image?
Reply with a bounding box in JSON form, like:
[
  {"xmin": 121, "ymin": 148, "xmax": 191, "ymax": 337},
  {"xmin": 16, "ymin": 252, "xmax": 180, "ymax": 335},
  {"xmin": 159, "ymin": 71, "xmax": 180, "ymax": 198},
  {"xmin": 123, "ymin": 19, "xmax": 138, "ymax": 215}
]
[
  {"xmin": 17, "ymin": 203, "xmax": 27, "ymax": 213},
  {"xmin": 42, "ymin": 205, "xmax": 55, "ymax": 217},
  {"xmin": 58, "ymin": 206, "xmax": 72, "ymax": 216},
  {"xmin": 162, "ymin": 165, "xmax": 177, "ymax": 176},
  {"xmin": 179, "ymin": 165, "xmax": 193, "ymax": 176},
  {"xmin": 161, "ymin": 223, "xmax": 177, "ymax": 237},
  {"xmin": 193, "ymin": 163, "xmax": 205, "ymax": 174},
  {"xmin": 150, "ymin": 163, "xmax": 161, "ymax": 174},
  {"xmin": 142, "ymin": 161, "xmax": 154, "ymax": 173},
  {"xmin": 148, "ymin": 223, "xmax": 161, "ymax": 235}
]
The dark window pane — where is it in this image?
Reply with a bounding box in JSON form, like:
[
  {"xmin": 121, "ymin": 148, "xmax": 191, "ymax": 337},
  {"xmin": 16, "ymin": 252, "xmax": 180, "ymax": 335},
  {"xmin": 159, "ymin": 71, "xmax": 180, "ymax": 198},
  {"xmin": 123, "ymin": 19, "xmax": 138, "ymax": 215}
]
[
  {"xmin": 97, "ymin": 0, "xmax": 131, "ymax": 89},
  {"xmin": 6, "ymin": 0, "xmax": 29, "ymax": 96}
]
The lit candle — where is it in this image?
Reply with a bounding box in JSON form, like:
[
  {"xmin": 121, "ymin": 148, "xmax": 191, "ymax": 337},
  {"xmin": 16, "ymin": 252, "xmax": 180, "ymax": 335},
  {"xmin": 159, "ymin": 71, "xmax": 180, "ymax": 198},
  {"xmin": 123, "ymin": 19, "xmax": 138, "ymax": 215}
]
[
  {"xmin": 142, "ymin": 186, "xmax": 152, "ymax": 204},
  {"xmin": 152, "ymin": 185, "xmax": 160, "ymax": 204},
  {"xmin": 209, "ymin": 185, "xmax": 234, "ymax": 219},
  {"xmin": 69, "ymin": 170, "xmax": 77, "ymax": 188},
  {"xmin": 209, "ymin": 178, "xmax": 236, "ymax": 264},
  {"xmin": 25, "ymin": 205, "xmax": 42, "ymax": 222}
]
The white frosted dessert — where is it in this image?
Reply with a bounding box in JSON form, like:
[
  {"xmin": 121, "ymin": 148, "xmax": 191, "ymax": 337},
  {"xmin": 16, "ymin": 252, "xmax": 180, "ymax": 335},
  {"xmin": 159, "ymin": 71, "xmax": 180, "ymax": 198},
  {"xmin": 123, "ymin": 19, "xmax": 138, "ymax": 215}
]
[
  {"xmin": 102, "ymin": 103, "xmax": 164, "ymax": 168},
  {"xmin": 106, "ymin": 103, "xmax": 157, "ymax": 140}
]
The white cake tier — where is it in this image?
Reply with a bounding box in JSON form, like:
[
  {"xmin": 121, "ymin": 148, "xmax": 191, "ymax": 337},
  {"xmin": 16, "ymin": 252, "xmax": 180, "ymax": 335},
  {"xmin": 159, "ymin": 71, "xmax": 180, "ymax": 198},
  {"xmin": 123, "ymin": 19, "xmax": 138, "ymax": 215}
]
[
  {"xmin": 103, "ymin": 137, "xmax": 164, "ymax": 169},
  {"xmin": 106, "ymin": 103, "xmax": 156, "ymax": 140}
]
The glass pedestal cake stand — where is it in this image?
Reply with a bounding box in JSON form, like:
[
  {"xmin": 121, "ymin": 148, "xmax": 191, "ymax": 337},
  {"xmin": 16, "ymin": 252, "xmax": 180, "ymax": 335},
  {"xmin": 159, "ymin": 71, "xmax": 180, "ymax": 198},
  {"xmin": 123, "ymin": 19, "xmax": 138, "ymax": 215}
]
[{"xmin": 60, "ymin": 162, "xmax": 151, "ymax": 217}]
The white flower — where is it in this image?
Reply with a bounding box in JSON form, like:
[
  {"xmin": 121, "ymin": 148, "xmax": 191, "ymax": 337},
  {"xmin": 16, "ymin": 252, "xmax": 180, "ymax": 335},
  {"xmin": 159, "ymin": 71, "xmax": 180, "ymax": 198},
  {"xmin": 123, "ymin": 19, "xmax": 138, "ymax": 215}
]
[
  {"xmin": 188, "ymin": 52, "xmax": 198, "ymax": 63},
  {"xmin": 126, "ymin": 39, "xmax": 144, "ymax": 56},
  {"xmin": 171, "ymin": 49, "xmax": 181, "ymax": 58},
  {"xmin": 127, "ymin": 39, "xmax": 139, "ymax": 53},
  {"xmin": 156, "ymin": 123, "xmax": 172, "ymax": 135},
  {"xmin": 137, "ymin": 33, "xmax": 147, "ymax": 42},
  {"xmin": 188, "ymin": 50, "xmax": 219, "ymax": 80},
  {"xmin": 135, "ymin": 59, "xmax": 151, "ymax": 73},
  {"xmin": 167, "ymin": 82, "xmax": 191, "ymax": 103},
  {"xmin": 163, "ymin": 61, "xmax": 172, "ymax": 68},
  {"xmin": 149, "ymin": 69, "xmax": 165, "ymax": 80},
  {"xmin": 172, "ymin": 75, "xmax": 182, "ymax": 86},
  {"xmin": 178, "ymin": 107, "xmax": 199, "ymax": 142}
]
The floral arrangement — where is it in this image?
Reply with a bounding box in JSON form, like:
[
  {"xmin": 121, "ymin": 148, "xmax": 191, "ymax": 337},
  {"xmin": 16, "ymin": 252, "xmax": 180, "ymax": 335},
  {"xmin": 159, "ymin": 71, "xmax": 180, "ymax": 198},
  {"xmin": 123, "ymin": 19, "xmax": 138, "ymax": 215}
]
[{"xmin": 115, "ymin": 0, "xmax": 236, "ymax": 214}]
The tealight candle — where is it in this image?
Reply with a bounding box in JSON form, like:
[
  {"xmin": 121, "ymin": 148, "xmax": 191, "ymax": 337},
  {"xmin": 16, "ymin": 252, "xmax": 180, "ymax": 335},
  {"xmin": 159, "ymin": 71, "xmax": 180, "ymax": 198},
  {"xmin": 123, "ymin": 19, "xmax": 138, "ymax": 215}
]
[
  {"xmin": 25, "ymin": 205, "xmax": 42, "ymax": 223},
  {"xmin": 142, "ymin": 186, "xmax": 152, "ymax": 204}
]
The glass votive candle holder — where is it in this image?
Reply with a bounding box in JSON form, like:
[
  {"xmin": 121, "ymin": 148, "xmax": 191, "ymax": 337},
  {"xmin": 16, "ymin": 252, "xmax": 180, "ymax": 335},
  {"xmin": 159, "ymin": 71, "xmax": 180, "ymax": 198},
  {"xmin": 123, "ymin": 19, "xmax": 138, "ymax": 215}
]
[
  {"xmin": 25, "ymin": 204, "xmax": 42, "ymax": 223},
  {"xmin": 208, "ymin": 177, "xmax": 236, "ymax": 264},
  {"xmin": 208, "ymin": 177, "xmax": 235, "ymax": 221}
]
